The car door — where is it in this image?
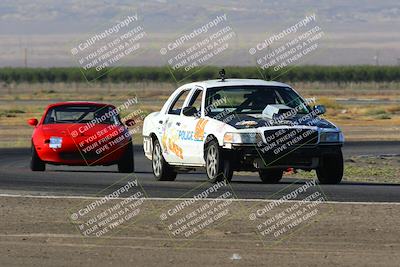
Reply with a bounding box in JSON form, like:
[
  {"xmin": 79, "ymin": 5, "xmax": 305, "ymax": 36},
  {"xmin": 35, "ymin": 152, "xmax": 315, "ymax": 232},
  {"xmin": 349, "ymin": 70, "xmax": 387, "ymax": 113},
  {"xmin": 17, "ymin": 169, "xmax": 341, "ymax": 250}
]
[
  {"xmin": 174, "ymin": 87, "xmax": 207, "ymax": 165},
  {"xmin": 161, "ymin": 88, "xmax": 191, "ymax": 164}
]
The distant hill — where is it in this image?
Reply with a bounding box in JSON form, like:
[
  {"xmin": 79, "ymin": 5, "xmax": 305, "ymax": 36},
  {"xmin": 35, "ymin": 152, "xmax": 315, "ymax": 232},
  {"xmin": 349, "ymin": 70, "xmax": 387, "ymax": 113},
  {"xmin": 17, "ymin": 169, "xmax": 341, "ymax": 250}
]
[{"xmin": 0, "ymin": 0, "xmax": 399, "ymax": 66}]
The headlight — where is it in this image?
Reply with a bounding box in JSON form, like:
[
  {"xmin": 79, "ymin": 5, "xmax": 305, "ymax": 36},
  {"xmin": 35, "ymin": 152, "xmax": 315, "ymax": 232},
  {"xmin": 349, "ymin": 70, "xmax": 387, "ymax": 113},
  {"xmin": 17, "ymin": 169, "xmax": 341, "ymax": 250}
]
[
  {"xmin": 223, "ymin": 132, "xmax": 257, "ymax": 144},
  {"xmin": 320, "ymin": 132, "xmax": 340, "ymax": 142},
  {"xmin": 49, "ymin": 136, "xmax": 63, "ymax": 148}
]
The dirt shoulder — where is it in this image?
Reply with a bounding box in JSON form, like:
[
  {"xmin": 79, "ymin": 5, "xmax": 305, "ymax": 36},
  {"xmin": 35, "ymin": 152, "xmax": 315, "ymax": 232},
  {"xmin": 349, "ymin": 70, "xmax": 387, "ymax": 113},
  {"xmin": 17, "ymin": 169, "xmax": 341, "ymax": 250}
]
[{"xmin": 1, "ymin": 196, "xmax": 400, "ymax": 266}]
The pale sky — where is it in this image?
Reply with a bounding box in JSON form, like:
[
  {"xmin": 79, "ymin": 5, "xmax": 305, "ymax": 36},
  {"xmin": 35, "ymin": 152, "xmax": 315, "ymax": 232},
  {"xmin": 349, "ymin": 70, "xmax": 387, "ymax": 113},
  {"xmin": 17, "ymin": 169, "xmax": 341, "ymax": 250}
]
[{"xmin": 0, "ymin": 0, "xmax": 399, "ymax": 66}]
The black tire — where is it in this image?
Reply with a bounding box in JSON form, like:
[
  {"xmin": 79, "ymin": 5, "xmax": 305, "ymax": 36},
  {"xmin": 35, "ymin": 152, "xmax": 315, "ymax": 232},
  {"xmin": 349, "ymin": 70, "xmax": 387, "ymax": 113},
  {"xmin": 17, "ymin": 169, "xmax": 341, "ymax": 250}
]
[
  {"xmin": 316, "ymin": 150, "xmax": 343, "ymax": 184},
  {"xmin": 30, "ymin": 145, "xmax": 45, "ymax": 171},
  {"xmin": 118, "ymin": 142, "xmax": 135, "ymax": 173},
  {"xmin": 259, "ymin": 169, "xmax": 283, "ymax": 184},
  {"xmin": 152, "ymin": 139, "xmax": 177, "ymax": 181},
  {"xmin": 205, "ymin": 139, "xmax": 233, "ymax": 183}
]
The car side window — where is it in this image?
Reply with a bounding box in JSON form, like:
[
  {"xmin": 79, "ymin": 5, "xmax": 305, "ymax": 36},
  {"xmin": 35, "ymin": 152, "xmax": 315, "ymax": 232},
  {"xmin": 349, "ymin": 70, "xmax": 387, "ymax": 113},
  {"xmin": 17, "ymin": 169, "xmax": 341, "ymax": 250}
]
[
  {"xmin": 188, "ymin": 89, "xmax": 203, "ymax": 115},
  {"xmin": 168, "ymin": 89, "xmax": 190, "ymax": 115}
]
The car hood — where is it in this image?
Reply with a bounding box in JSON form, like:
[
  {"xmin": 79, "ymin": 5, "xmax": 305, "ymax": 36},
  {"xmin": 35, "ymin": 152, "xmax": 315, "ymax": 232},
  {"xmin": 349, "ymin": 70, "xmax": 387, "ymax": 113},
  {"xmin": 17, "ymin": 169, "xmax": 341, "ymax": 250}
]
[
  {"xmin": 213, "ymin": 113, "xmax": 336, "ymax": 130},
  {"xmin": 40, "ymin": 123, "xmax": 122, "ymax": 138}
]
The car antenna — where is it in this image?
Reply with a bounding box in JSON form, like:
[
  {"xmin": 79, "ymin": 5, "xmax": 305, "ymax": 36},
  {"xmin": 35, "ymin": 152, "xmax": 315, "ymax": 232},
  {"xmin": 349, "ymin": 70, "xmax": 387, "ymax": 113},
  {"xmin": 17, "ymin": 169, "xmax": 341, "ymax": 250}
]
[{"xmin": 219, "ymin": 69, "xmax": 226, "ymax": 82}]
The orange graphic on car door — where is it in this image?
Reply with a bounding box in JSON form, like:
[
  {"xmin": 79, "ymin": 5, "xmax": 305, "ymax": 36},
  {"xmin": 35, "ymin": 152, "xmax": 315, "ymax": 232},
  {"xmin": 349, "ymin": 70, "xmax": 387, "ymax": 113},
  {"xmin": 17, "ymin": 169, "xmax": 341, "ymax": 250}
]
[
  {"xmin": 168, "ymin": 133, "xmax": 183, "ymax": 159},
  {"xmin": 194, "ymin": 119, "xmax": 208, "ymax": 140},
  {"xmin": 161, "ymin": 133, "xmax": 167, "ymax": 151}
]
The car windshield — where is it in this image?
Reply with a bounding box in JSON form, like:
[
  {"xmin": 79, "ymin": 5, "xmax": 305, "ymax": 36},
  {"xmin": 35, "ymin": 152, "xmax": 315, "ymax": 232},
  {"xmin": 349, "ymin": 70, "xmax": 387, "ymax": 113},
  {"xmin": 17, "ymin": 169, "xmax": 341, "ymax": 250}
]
[
  {"xmin": 43, "ymin": 105, "xmax": 121, "ymax": 124},
  {"xmin": 205, "ymin": 85, "xmax": 312, "ymax": 116}
]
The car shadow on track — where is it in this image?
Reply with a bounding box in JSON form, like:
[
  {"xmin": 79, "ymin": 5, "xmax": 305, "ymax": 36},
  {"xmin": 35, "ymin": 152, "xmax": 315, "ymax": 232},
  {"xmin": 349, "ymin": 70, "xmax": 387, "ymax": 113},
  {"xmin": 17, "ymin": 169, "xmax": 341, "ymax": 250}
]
[
  {"xmin": 47, "ymin": 170, "xmax": 119, "ymax": 173},
  {"xmin": 47, "ymin": 170, "xmax": 154, "ymax": 174}
]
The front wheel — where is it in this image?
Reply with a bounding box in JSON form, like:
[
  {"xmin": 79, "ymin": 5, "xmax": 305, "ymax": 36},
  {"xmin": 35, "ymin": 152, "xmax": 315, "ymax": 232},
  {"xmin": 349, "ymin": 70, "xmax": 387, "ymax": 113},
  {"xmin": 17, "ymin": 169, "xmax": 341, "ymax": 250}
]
[
  {"xmin": 152, "ymin": 139, "xmax": 177, "ymax": 181},
  {"xmin": 205, "ymin": 139, "xmax": 233, "ymax": 183},
  {"xmin": 259, "ymin": 169, "xmax": 283, "ymax": 183},
  {"xmin": 30, "ymin": 145, "xmax": 45, "ymax": 171},
  {"xmin": 316, "ymin": 150, "xmax": 343, "ymax": 184}
]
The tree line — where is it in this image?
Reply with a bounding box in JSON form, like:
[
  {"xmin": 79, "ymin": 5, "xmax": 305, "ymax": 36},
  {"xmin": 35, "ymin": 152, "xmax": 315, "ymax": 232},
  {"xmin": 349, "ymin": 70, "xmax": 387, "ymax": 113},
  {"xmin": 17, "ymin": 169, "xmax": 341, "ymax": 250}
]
[{"xmin": 0, "ymin": 66, "xmax": 399, "ymax": 84}]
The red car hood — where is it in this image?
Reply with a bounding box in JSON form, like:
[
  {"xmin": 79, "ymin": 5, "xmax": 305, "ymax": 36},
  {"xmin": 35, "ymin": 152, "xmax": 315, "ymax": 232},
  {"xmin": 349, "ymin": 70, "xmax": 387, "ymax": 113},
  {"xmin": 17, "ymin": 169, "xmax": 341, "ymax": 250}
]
[{"xmin": 41, "ymin": 123, "xmax": 114, "ymax": 137}]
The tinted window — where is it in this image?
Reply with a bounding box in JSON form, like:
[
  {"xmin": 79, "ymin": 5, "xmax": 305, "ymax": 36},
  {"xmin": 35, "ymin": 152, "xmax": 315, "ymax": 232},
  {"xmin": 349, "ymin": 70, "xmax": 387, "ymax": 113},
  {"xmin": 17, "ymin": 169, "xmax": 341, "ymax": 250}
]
[
  {"xmin": 43, "ymin": 105, "xmax": 120, "ymax": 124},
  {"xmin": 168, "ymin": 90, "xmax": 190, "ymax": 115},
  {"xmin": 188, "ymin": 89, "xmax": 203, "ymax": 115},
  {"xmin": 205, "ymin": 86, "xmax": 311, "ymax": 115}
]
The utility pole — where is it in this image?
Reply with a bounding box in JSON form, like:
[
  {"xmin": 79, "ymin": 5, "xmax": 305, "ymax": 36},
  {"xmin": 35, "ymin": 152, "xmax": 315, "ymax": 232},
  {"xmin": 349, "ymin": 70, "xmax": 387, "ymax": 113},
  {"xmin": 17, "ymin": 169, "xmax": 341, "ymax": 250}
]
[{"xmin": 374, "ymin": 50, "xmax": 379, "ymax": 66}]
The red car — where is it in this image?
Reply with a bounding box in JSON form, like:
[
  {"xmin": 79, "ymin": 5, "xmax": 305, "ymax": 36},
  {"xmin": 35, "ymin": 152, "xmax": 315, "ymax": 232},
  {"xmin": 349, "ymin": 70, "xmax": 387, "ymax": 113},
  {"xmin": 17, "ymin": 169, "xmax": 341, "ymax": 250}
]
[{"xmin": 27, "ymin": 102, "xmax": 134, "ymax": 172}]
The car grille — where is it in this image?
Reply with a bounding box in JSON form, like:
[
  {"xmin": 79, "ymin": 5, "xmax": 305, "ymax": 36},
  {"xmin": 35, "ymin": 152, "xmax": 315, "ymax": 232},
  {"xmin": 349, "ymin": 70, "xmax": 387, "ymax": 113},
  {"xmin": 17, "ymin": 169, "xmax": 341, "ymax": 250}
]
[{"xmin": 264, "ymin": 128, "xmax": 318, "ymax": 146}]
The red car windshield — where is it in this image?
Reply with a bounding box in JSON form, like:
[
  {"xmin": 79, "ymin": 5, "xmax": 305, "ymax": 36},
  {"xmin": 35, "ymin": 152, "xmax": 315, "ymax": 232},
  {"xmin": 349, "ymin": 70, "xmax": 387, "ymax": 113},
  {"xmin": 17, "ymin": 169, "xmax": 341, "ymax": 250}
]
[{"xmin": 43, "ymin": 105, "xmax": 121, "ymax": 125}]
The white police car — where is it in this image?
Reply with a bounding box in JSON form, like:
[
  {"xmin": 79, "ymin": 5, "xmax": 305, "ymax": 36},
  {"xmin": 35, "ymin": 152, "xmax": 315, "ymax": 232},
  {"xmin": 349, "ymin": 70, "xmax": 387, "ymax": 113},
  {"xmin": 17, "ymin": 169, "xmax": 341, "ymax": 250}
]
[{"xmin": 143, "ymin": 73, "xmax": 344, "ymax": 184}]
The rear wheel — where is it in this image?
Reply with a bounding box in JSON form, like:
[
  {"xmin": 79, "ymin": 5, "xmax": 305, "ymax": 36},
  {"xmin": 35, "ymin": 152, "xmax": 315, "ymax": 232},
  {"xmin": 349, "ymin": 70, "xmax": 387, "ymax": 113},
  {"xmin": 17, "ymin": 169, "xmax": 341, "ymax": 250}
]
[
  {"xmin": 30, "ymin": 145, "xmax": 45, "ymax": 171},
  {"xmin": 152, "ymin": 139, "xmax": 177, "ymax": 181},
  {"xmin": 259, "ymin": 169, "xmax": 283, "ymax": 183},
  {"xmin": 205, "ymin": 139, "xmax": 233, "ymax": 183},
  {"xmin": 118, "ymin": 142, "xmax": 134, "ymax": 173},
  {"xmin": 316, "ymin": 150, "xmax": 343, "ymax": 184}
]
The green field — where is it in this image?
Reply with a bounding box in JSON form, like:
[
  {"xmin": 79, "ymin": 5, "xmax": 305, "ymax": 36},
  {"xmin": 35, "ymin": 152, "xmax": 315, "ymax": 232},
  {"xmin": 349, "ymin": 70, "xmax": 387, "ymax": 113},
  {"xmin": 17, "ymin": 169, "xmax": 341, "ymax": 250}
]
[{"xmin": 1, "ymin": 65, "xmax": 400, "ymax": 84}]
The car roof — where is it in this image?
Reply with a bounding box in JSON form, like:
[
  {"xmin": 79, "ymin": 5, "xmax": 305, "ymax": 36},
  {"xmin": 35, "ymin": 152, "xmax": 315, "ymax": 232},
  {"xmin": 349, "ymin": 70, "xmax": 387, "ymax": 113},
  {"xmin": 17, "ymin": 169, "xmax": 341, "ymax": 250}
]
[
  {"xmin": 46, "ymin": 101, "xmax": 115, "ymax": 109},
  {"xmin": 183, "ymin": 79, "xmax": 291, "ymax": 89}
]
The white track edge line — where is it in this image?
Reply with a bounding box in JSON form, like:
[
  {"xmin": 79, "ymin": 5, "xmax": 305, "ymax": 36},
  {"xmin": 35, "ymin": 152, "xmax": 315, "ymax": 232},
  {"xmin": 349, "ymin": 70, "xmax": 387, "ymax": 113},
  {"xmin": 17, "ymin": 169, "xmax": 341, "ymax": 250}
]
[{"xmin": 0, "ymin": 193, "xmax": 399, "ymax": 205}]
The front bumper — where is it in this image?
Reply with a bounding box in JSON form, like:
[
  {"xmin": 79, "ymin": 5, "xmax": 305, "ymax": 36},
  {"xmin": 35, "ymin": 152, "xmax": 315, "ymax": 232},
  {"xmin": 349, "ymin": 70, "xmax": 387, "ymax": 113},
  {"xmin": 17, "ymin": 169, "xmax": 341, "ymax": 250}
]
[
  {"xmin": 35, "ymin": 141, "xmax": 128, "ymax": 166},
  {"xmin": 226, "ymin": 143, "xmax": 342, "ymax": 171}
]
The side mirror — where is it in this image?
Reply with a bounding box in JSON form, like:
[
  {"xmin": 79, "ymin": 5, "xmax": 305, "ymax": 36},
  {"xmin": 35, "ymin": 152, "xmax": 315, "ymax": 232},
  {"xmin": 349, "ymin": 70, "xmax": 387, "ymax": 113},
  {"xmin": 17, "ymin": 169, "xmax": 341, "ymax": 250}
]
[
  {"xmin": 27, "ymin": 118, "xmax": 38, "ymax": 127},
  {"xmin": 314, "ymin": 105, "xmax": 326, "ymax": 115},
  {"xmin": 125, "ymin": 119, "xmax": 136, "ymax": 127},
  {"xmin": 182, "ymin": 106, "xmax": 198, "ymax": 117}
]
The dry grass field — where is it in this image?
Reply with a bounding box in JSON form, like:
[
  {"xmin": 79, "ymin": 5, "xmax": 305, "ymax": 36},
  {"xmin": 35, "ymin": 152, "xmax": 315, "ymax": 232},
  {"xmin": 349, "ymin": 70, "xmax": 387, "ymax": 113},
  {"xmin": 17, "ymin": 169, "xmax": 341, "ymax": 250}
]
[{"xmin": 0, "ymin": 81, "xmax": 399, "ymax": 147}]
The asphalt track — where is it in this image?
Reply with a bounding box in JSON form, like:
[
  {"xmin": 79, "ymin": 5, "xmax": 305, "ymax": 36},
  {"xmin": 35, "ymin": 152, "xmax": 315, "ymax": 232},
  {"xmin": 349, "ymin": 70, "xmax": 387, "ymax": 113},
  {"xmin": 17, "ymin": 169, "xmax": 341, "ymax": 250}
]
[{"xmin": 0, "ymin": 141, "xmax": 399, "ymax": 202}]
